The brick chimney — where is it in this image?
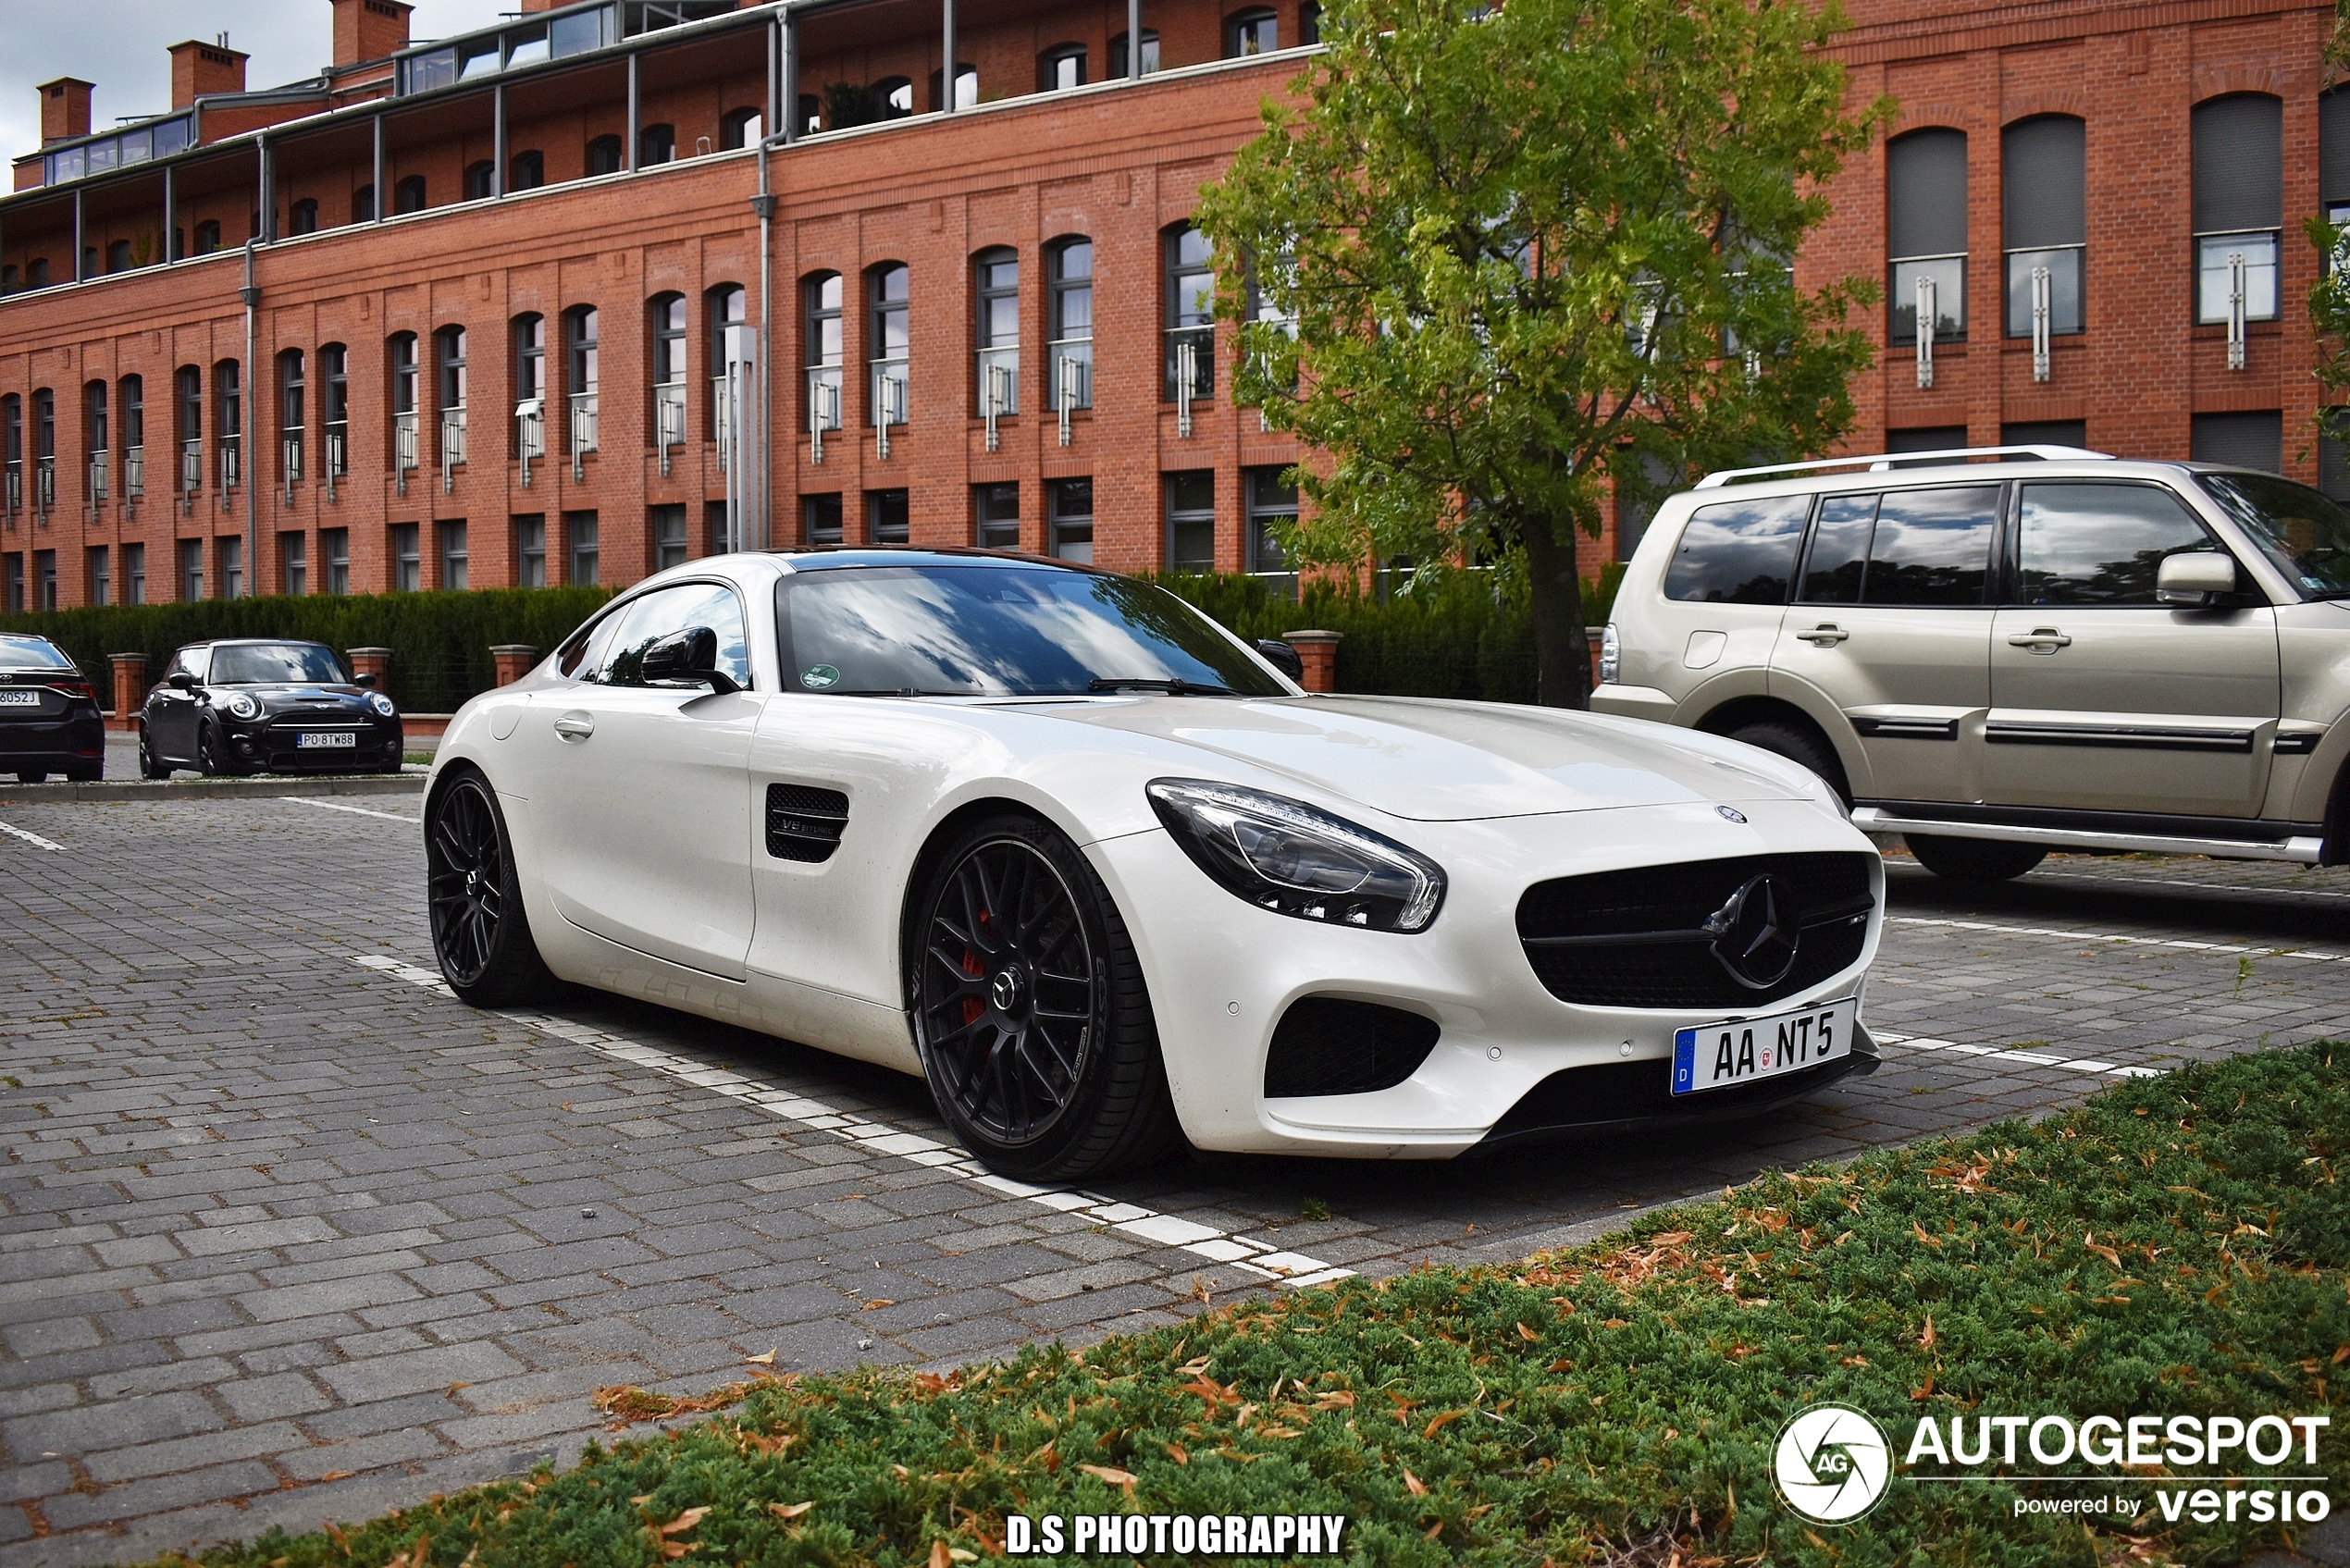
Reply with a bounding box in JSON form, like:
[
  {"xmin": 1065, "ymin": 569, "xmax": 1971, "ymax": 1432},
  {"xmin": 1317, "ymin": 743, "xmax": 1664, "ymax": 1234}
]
[
  {"xmin": 38, "ymin": 79, "xmax": 94, "ymax": 147},
  {"xmin": 331, "ymin": 0, "xmax": 413, "ymax": 68},
  {"xmin": 168, "ymin": 40, "xmax": 249, "ymax": 110}
]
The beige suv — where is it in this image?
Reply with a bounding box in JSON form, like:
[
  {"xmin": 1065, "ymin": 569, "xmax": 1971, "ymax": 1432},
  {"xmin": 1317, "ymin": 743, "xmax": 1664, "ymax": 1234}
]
[{"xmin": 1592, "ymin": 444, "xmax": 2350, "ymax": 880}]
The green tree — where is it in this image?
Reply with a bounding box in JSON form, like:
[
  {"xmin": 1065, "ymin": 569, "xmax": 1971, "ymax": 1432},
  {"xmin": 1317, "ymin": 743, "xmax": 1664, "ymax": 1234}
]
[{"xmin": 1197, "ymin": 0, "xmax": 1887, "ymax": 706}]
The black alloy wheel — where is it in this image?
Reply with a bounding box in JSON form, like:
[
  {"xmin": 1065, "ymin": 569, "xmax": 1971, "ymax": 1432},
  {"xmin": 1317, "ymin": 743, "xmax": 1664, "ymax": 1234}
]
[
  {"xmin": 909, "ymin": 814, "xmax": 1177, "ymax": 1180},
  {"xmin": 197, "ymin": 722, "xmax": 237, "ymax": 778},
  {"xmin": 426, "ymin": 768, "xmax": 557, "ymax": 1005},
  {"xmin": 138, "ymin": 725, "xmax": 170, "ymax": 780}
]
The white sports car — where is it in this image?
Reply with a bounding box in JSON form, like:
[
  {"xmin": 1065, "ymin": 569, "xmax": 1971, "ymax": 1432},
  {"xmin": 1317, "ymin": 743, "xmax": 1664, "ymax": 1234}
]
[{"xmin": 424, "ymin": 549, "xmax": 1885, "ymax": 1179}]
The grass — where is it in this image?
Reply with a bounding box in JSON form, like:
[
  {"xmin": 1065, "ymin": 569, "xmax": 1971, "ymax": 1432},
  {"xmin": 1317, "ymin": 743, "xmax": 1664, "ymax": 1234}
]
[{"xmin": 128, "ymin": 1045, "xmax": 2349, "ymax": 1568}]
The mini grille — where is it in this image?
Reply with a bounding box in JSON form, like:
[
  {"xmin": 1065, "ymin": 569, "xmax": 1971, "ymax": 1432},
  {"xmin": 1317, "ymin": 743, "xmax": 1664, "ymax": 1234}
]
[
  {"xmin": 1515, "ymin": 852, "xmax": 1874, "ymax": 1010},
  {"xmin": 765, "ymin": 783, "xmax": 849, "ymax": 863},
  {"xmin": 1263, "ymin": 997, "xmax": 1440, "ymax": 1098}
]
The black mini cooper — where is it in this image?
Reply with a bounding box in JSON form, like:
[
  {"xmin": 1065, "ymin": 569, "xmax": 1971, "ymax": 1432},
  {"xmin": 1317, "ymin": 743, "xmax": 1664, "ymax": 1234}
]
[
  {"xmin": 140, "ymin": 639, "xmax": 405, "ymax": 777},
  {"xmin": 0, "ymin": 634, "xmax": 105, "ymax": 782}
]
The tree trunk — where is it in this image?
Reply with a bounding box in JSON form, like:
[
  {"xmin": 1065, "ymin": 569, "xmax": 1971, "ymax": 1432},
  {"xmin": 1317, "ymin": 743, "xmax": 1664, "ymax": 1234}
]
[{"xmin": 1520, "ymin": 515, "xmax": 1590, "ymax": 710}]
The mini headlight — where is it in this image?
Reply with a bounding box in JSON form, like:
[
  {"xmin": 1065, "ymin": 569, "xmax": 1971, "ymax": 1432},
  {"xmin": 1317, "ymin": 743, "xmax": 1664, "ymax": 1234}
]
[
  {"xmin": 225, "ymin": 693, "xmax": 261, "ymax": 720},
  {"xmin": 368, "ymin": 692, "xmax": 398, "ymax": 717},
  {"xmin": 1145, "ymin": 778, "xmax": 1446, "ymax": 932}
]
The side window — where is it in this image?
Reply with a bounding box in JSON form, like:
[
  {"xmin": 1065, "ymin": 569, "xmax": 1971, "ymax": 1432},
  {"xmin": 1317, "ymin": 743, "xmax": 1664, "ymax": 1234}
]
[
  {"xmin": 1664, "ymin": 495, "xmax": 1810, "ymax": 604},
  {"xmin": 169, "ymin": 647, "xmax": 211, "ymax": 682},
  {"xmin": 2017, "ymin": 483, "xmax": 2220, "ymax": 605},
  {"xmin": 588, "ymin": 582, "xmax": 752, "ymax": 688},
  {"xmin": 558, "ymin": 611, "xmax": 624, "ymax": 679},
  {"xmin": 1837, "ymin": 486, "xmax": 1999, "ymax": 606},
  {"xmin": 1799, "ymin": 494, "xmax": 1876, "ymax": 604}
]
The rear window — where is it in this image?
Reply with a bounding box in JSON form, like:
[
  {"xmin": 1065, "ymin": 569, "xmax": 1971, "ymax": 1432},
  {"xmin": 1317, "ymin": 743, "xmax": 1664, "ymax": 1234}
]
[
  {"xmin": 0, "ymin": 635, "xmax": 69, "ymax": 670},
  {"xmin": 1663, "ymin": 496, "xmax": 1810, "ymax": 604}
]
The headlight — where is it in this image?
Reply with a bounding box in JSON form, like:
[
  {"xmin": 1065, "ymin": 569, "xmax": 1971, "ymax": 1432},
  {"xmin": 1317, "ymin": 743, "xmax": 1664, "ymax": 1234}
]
[
  {"xmin": 368, "ymin": 693, "xmax": 398, "ymax": 717},
  {"xmin": 1145, "ymin": 779, "xmax": 1446, "ymax": 932},
  {"xmin": 225, "ymin": 693, "xmax": 261, "ymax": 720},
  {"xmin": 1598, "ymin": 623, "xmax": 1620, "ymax": 685}
]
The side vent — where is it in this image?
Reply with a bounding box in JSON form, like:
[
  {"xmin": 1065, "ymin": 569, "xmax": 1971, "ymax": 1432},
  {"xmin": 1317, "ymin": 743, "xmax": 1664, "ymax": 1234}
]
[
  {"xmin": 765, "ymin": 783, "xmax": 849, "ymax": 863},
  {"xmin": 1263, "ymin": 997, "xmax": 1440, "ymax": 1098}
]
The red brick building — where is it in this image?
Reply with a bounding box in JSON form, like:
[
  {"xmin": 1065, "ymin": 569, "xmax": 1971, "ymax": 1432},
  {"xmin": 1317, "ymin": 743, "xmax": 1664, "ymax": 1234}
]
[{"xmin": 0, "ymin": 0, "xmax": 2339, "ymax": 611}]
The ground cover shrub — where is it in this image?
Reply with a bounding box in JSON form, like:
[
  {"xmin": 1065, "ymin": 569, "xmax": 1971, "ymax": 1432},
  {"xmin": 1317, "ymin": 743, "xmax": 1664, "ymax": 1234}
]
[
  {"xmin": 131, "ymin": 1043, "xmax": 2349, "ymax": 1567},
  {"xmin": 0, "ymin": 587, "xmax": 612, "ymax": 714}
]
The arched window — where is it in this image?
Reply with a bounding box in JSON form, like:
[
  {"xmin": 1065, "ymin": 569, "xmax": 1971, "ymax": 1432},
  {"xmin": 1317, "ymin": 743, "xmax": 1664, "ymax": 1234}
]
[
  {"xmin": 2002, "ymin": 116, "xmax": 2084, "ymax": 341},
  {"xmin": 464, "ymin": 160, "xmax": 496, "ymax": 201},
  {"xmin": 278, "ymin": 350, "xmax": 305, "ymax": 481},
  {"xmin": 720, "ymin": 107, "xmax": 761, "ymax": 150},
  {"xmin": 27, "ymin": 259, "xmax": 49, "ymax": 288},
  {"xmin": 436, "ymin": 327, "xmax": 467, "ymax": 472},
  {"xmin": 1225, "ymin": 8, "xmax": 1279, "ymax": 56},
  {"xmin": 804, "ymin": 272, "xmax": 844, "ymax": 431},
  {"xmin": 1047, "ymin": 238, "xmax": 1093, "ymax": 412},
  {"xmin": 650, "ymin": 292, "xmax": 687, "ymax": 451},
  {"xmin": 587, "ymin": 134, "xmax": 624, "ymax": 177},
  {"xmin": 974, "ymin": 248, "xmax": 1020, "ymax": 415},
  {"xmin": 318, "ymin": 346, "xmax": 347, "ymax": 478},
  {"xmin": 707, "ymin": 284, "xmax": 746, "ymax": 440},
  {"xmin": 213, "ymin": 360, "xmax": 241, "ymax": 490},
  {"xmin": 193, "ymin": 220, "xmax": 221, "ymax": 255},
  {"xmin": 84, "ymin": 383, "xmax": 107, "ymax": 496},
  {"xmin": 176, "ymin": 366, "xmax": 203, "ymax": 467},
  {"xmin": 1039, "ymin": 44, "xmax": 1086, "ymax": 93},
  {"xmin": 1, "ymin": 395, "xmax": 19, "ymax": 512},
  {"xmin": 1300, "ymin": 1, "xmax": 1321, "ymax": 45},
  {"xmin": 928, "ymin": 65, "xmax": 977, "ymax": 112},
  {"xmin": 105, "ymin": 239, "xmax": 132, "ymax": 272},
  {"xmin": 511, "ymin": 150, "xmax": 544, "ymax": 191},
  {"xmin": 288, "ymin": 198, "xmax": 319, "ymax": 235},
  {"xmin": 869, "ymin": 264, "xmax": 909, "ymax": 428},
  {"xmin": 515, "ymin": 315, "xmax": 546, "ymax": 405},
  {"xmin": 2325, "ymin": 88, "xmax": 2350, "ymax": 236},
  {"xmin": 2193, "ymin": 94, "xmax": 2282, "ymax": 326},
  {"xmin": 1164, "ymin": 223, "xmax": 1214, "ymax": 400},
  {"xmin": 638, "ymin": 123, "xmax": 675, "ymax": 166},
  {"xmin": 564, "ymin": 306, "xmax": 600, "ymax": 454},
  {"xmin": 1887, "ymin": 128, "xmax": 1966, "ymax": 345},
  {"xmin": 119, "ymin": 375, "xmax": 143, "ymax": 475},
  {"xmin": 394, "ymin": 175, "xmax": 428, "ymax": 214},
  {"xmin": 352, "ymin": 185, "xmax": 376, "ymax": 222},
  {"xmin": 389, "ymin": 332, "xmax": 419, "ymax": 474},
  {"xmin": 873, "ymin": 77, "xmax": 916, "ymax": 119},
  {"xmin": 1113, "ymin": 29, "xmax": 1160, "ymax": 76}
]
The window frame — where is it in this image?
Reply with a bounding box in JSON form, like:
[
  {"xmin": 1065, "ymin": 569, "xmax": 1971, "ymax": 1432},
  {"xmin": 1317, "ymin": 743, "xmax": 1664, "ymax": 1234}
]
[
  {"xmin": 974, "ymin": 248, "xmax": 1020, "ymax": 416},
  {"xmin": 1039, "ymin": 43, "xmax": 1087, "ymax": 92},
  {"xmin": 1163, "ymin": 223, "xmax": 1215, "ymax": 400},
  {"xmin": 1047, "ymin": 237, "xmax": 1094, "ymax": 412},
  {"xmin": 1886, "ymin": 127, "xmax": 1970, "ymax": 347}
]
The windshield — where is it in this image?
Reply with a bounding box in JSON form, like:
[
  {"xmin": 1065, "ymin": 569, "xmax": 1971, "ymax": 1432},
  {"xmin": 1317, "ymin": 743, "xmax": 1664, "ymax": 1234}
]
[
  {"xmin": 2195, "ymin": 472, "xmax": 2350, "ymax": 597},
  {"xmin": 210, "ymin": 643, "xmax": 349, "ymax": 685},
  {"xmin": 0, "ymin": 635, "xmax": 69, "ymax": 670},
  {"xmin": 775, "ymin": 565, "xmax": 1290, "ymax": 698}
]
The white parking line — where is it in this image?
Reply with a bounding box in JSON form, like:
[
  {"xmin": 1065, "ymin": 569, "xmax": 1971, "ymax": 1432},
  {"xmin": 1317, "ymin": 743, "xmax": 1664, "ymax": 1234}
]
[
  {"xmin": 352, "ymin": 955, "xmax": 1352, "ymax": 1289},
  {"xmin": 1889, "ymin": 914, "xmax": 2350, "ymax": 965},
  {"xmin": 291, "ymin": 797, "xmax": 422, "ymax": 824},
  {"xmin": 0, "ymin": 820, "xmax": 63, "ymax": 852},
  {"xmin": 1871, "ymin": 1029, "xmax": 2163, "ymax": 1079}
]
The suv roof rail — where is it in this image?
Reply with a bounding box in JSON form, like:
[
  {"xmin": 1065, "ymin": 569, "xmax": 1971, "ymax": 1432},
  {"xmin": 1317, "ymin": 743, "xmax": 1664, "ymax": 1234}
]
[{"xmin": 1692, "ymin": 444, "xmax": 2114, "ymax": 489}]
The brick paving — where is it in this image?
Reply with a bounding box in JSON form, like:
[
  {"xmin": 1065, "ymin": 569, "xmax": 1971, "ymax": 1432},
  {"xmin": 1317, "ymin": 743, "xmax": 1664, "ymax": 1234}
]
[{"xmin": 2, "ymin": 799, "xmax": 2344, "ymax": 1563}]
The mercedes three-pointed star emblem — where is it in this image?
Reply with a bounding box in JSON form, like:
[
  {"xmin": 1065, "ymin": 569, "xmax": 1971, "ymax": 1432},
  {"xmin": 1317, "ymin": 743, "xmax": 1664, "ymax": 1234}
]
[{"xmin": 1704, "ymin": 873, "xmax": 1800, "ymax": 990}]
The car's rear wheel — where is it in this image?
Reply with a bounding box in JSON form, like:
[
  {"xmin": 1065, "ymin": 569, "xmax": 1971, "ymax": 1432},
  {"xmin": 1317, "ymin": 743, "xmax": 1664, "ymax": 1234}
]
[
  {"xmin": 1725, "ymin": 719, "xmax": 1849, "ymax": 806},
  {"xmin": 427, "ymin": 769, "xmax": 557, "ymax": 1006},
  {"xmin": 137, "ymin": 725, "xmax": 170, "ymax": 780},
  {"xmin": 908, "ymin": 813, "xmax": 1178, "ymax": 1181},
  {"xmin": 1904, "ymin": 833, "xmax": 2047, "ymax": 883}
]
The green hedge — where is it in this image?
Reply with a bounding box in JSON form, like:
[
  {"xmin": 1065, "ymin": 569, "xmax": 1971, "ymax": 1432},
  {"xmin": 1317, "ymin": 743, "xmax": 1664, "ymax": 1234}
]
[{"xmin": 0, "ymin": 587, "xmax": 612, "ymax": 713}]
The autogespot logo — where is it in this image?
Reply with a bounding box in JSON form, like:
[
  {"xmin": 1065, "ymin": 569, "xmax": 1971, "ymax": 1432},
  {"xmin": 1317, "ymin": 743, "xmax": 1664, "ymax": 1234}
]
[{"xmin": 1775, "ymin": 1403, "xmax": 1894, "ymax": 1525}]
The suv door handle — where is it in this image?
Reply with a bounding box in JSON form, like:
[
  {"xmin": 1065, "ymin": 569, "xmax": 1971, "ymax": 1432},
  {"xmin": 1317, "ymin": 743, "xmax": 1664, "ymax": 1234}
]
[
  {"xmin": 2008, "ymin": 628, "xmax": 2072, "ymax": 653},
  {"xmin": 1794, "ymin": 623, "xmax": 1849, "ymax": 645},
  {"xmin": 552, "ymin": 712, "xmax": 595, "ymax": 741}
]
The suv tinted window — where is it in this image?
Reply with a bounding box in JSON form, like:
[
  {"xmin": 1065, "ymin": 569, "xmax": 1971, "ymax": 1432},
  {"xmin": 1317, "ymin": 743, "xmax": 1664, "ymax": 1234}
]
[
  {"xmin": 2018, "ymin": 483, "xmax": 2220, "ymax": 605},
  {"xmin": 1663, "ymin": 495, "xmax": 1809, "ymax": 604},
  {"xmin": 1861, "ymin": 487, "xmax": 1998, "ymax": 605},
  {"xmin": 1799, "ymin": 493, "xmax": 1876, "ymax": 604}
]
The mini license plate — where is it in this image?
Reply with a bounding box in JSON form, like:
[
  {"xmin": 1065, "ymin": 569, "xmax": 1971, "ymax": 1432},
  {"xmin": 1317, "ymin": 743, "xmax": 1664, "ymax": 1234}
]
[
  {"xmin": 295, "ymin": 731, "xmax": 358, "ymax": 749},
  {"xmin": 0, "ymin": 690, "xmax": 41, "ymax": 706},
  {"xmin": 1672, "ymin": 998, "xmax": 1854, "ymax": 1096}
]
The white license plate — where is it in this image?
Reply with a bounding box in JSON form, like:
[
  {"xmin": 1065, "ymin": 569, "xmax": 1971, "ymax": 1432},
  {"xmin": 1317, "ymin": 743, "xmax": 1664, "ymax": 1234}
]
[
  {"xmin": 0, "ymin": 690, "xmax": 40, "ymax": 707},
  {"xmin": 295, "ymin": 731, "xmax": 358, "ymax": 749},
  {"xmin": 1672, "ymin": 998, "xmax": 1854, "ymax": 1096}
]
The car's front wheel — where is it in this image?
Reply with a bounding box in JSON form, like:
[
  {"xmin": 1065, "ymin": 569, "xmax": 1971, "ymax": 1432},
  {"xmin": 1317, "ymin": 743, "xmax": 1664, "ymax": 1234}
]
[
  {"xmin": 427, "ymin": 768, "xmax": 557, "ymax": 1006},
  {"xmin": 1905, "ymin": 833, "xmax": 2047, "ymax": 883},
  {"xmin": 908, "ymin": 813, "xmax": 1178, "ymax": 1181},
  {"xmin": 196, "ymin": 722, "xmax": 243, "ymax": 778},
  {"xmin": 137, "ymin": 724, "xmax": 171, "ymax": 780}
]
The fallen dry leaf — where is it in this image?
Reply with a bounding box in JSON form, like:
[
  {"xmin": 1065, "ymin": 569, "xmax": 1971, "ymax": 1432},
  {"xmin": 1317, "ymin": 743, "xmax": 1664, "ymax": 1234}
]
[
  {"xmin": 318, "ymin": 1469, "xmax": 354, "ymax": 1483},
  {"xmin": 768, "ymin": 1501, "xmax": 814, "ymax": 1520},
  {"xmin": 746, "ymin": 1349, "xmax": 777, "ymax": 1365},
  {"xmin": 1164, "ymin": 1442, "xmax": 1189, "ymax": 1465},
  {"xmin": 1077, "ymin": 1463, "xmax": 1137, "ymax": 1493},
  {"xmin": 861, "ymin": 1299, "xmax": 895, "ymax": 1311},
  {"xmin": 1403, "ymin": 1468, "xmax": 1428, "ymax": 1497}
]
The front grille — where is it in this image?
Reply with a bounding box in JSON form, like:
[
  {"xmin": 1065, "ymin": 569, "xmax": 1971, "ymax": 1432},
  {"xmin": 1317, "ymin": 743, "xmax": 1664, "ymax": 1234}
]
[
  {"xmin": 766, "ymin": 784, "xmax": 849, "ymax": 863},
  {"xmin": 1263, "ymin": 997, "xmax": 1440, "ymax": 1098},
  {"xmin": 1515, "ymin": 852, "xmax": 1874, "ymax": 1010}
]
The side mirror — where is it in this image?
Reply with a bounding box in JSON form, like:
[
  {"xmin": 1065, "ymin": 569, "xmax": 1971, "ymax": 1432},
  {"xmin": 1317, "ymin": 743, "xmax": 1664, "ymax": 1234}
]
[
  {"xmin": 352, "ymin": 672, "xmax": 378, "ymax": 688},
  {"xmin": 2157, "ymin": 552, "xmax": 2237, "ymax": 607},
  {"xmin": 642, "ymin": 625, "xmax": 743, "ymax": 695},
  {"xmin": 166, "ymin": 671, "xmax": 199, "ymax": 691},
  {"xmin": 1255, "ymin": 639, "xmax": 1305, "ymax": 682}
]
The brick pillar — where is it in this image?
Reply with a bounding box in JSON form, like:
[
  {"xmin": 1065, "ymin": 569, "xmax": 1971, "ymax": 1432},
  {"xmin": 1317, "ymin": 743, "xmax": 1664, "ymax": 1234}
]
[
  {"xmin": 107, "ymin": 653, "xmax": 145, "ymax": 731},
  {"xmin": 347, "ymin": 646, "xmax": 393, "ymax": 688},
  {"xmin": 490, "ymin": 644, "xmax": 539, "ymax": 685},
  {"xmin": 1282, "ymin": 629, "xmax": 1342, "ymax": 694}
]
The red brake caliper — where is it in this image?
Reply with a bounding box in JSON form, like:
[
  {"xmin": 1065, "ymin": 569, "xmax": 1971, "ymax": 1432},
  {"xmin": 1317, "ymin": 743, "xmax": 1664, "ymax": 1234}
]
[{"xmin": 959, "ymin": 909, "xmax": 990, "ymax": 1027}]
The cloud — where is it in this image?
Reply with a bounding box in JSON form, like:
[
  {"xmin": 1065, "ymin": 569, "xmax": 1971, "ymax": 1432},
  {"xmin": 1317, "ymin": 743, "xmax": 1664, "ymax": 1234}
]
[{"xmin": 4, "ymin": 1, "xmax": 506, "ymax": 168}]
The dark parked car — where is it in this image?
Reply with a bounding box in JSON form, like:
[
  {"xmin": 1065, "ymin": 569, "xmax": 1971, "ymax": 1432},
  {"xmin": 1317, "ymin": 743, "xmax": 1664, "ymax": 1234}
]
[
  {"xmin": 140, "ymin": 639, "xmax": 404, "ymax": 778},
  {"xmin": 0, "ymin": 634, "xmax": 105, "ymax": 782}
]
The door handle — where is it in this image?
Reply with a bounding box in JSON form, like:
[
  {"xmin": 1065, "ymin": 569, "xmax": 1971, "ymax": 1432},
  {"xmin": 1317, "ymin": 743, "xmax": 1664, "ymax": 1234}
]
[
  {"xmin": 1794, "ymin": 623, "xmax": 1849, "ymax": 645},
  {"xmin": 552, "ymin": 711, "xmax": 595, "ymax": 741},
  {"xmin": 2008, "ymin": 628, "xmax": 2072, "ymax": 653}
]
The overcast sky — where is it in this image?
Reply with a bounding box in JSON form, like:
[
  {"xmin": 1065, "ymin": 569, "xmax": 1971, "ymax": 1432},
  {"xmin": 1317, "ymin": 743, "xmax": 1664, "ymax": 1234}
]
[{"xmin": 3, "ymin": 2, "xmax": 511, "ymax": 165}]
